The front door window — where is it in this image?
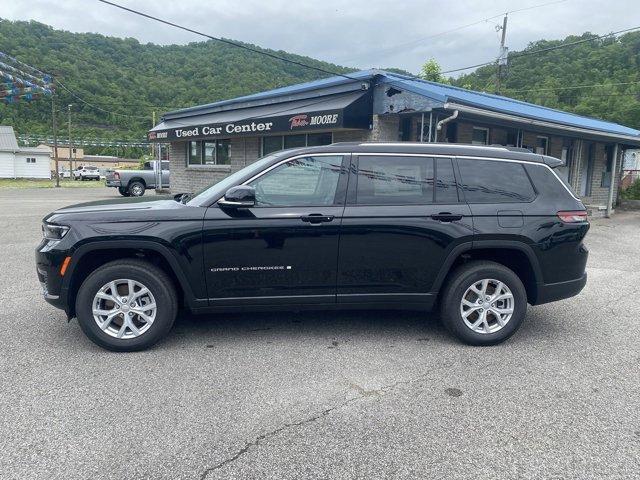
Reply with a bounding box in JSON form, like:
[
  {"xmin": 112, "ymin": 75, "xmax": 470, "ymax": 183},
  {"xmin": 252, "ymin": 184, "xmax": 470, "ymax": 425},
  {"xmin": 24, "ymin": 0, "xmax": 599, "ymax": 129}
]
[{"xmin": 248, "ymin": 156, "xmax": 343, "ymax": 207}]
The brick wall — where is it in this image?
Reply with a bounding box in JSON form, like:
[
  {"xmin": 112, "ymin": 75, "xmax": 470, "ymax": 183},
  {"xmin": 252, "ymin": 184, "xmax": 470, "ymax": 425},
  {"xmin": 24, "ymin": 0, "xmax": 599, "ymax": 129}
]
[
  {"xmin": 333, "ymin": 130, "xmax": 369, "ymax": 142},
  {"xmin": 370, "ymin": 114, "xmax": 399, "ymax": 141}
]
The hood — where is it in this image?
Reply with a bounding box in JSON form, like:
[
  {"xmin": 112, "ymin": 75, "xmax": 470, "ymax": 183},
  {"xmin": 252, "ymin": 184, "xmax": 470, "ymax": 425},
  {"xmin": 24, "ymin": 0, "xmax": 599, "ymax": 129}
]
[{"xmin": 44, "ymin": 195, "xmax": 190, "ymax": 224}]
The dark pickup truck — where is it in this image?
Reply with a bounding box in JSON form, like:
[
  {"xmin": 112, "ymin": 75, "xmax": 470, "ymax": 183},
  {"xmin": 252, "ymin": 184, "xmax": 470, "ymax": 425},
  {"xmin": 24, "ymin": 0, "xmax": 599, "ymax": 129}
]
[{"xmin": 105, "ymin": 160, "xmax": 170, "ymax": 197}]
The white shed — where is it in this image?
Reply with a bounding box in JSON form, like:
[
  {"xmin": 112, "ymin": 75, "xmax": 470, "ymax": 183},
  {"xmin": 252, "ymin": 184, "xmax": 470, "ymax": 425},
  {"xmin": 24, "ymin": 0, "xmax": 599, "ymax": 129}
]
[{"xmin": 0, "ymin": 126, "xmax": 51, "ymax": 179}]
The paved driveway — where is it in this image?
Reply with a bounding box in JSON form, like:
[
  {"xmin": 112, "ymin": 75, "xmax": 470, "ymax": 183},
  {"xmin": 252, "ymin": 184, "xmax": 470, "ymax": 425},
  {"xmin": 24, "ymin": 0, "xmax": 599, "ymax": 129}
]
[{"xmin": 1, "ymin": 188, "xmax": 638, "ymax": 479}]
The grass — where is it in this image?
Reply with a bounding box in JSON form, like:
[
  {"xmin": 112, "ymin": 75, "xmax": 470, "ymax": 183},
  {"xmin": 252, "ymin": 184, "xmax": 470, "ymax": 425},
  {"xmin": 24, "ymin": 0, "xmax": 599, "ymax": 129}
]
[{"xmin": 0, "ymin": 178, "xmax": 106, "ymax": 189}]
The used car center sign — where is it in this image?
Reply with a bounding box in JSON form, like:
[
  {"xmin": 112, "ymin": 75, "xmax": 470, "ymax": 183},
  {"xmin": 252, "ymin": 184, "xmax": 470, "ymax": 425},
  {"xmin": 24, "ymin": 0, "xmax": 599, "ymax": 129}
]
[{"xmin": 148, "ymin": 109, "xmax": 343, "ymax": 141}]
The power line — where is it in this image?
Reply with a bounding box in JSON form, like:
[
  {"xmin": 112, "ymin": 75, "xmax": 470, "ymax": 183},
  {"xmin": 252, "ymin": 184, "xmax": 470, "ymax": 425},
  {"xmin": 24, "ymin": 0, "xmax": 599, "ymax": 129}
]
[
  {"xmin": 55, "ymin": 79, "xmax": 150, "ymax": 119},
  {"xmin": 336, "ymin": 0, "xmax": 568, "ymax": 63},
  {"xmin": 96, "ymin": 0, "xmax": 356, "ymax": 81},
  {"xmin": 441, "ymin": 25, "xmax": 640, "ymax": 74}
]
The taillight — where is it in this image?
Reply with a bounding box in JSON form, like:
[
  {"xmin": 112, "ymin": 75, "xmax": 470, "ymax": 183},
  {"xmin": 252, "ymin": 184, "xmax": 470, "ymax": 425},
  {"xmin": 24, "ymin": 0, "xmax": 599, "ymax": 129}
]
[
  {"xmin": 114, "ymin": 172, "xmax": 120, "ymax": 180},
  {"xmin": 557, "ymin": 210, "xmax": 588, "ymax": 223}
]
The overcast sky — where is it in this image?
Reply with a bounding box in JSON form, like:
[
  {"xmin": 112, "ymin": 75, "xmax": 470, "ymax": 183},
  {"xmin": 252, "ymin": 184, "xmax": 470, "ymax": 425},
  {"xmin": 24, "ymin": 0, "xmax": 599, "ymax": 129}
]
[{"xmin": 1, "ymin": 0, "xmax": 638, "ymax": 76}]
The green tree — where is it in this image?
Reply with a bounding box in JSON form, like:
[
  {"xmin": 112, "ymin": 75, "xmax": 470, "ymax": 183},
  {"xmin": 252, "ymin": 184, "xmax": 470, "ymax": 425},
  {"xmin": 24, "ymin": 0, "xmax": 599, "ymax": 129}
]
[{"xmin": 420, "ymin": 58, "xmax": 448, "ymax": 84}]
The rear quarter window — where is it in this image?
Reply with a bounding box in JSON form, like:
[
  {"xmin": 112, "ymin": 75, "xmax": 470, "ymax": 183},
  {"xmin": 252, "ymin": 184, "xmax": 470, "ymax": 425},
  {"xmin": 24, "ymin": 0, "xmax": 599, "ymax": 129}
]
[{"xmin": 457, "ymin": 159, "xmax": 536, "ymax": 203}]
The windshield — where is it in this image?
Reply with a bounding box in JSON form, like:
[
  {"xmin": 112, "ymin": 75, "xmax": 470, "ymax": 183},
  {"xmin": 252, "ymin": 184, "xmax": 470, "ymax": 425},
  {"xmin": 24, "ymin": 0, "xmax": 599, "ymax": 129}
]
[{"xmin": 186, "ymin": 153, "xmax": 282, "ymax": 206}]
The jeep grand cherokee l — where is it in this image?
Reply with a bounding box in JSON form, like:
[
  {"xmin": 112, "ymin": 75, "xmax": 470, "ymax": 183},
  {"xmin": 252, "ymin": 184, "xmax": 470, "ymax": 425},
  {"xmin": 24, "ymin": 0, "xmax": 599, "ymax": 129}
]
[{"xmin": 36, "ymin": 143, "xmax": 589, "ymax": 351}]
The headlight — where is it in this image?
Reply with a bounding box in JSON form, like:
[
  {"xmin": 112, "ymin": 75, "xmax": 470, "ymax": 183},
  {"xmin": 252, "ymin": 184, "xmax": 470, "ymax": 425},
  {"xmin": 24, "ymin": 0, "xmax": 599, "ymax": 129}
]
[{"xmin": 42, "ymin": 223, "xmax": 70, "ymax": 241}]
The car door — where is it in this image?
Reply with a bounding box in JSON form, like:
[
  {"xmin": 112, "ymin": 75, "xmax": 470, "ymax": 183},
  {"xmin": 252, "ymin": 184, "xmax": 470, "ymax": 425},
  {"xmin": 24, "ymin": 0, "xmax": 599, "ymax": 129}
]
[
  {"xmin": 337, "ymin": 154, "xmax": 473, "ymax": 306},
  {"xmin": 202, "ymin": 153, "xmax": 350, "ymax": 305}
]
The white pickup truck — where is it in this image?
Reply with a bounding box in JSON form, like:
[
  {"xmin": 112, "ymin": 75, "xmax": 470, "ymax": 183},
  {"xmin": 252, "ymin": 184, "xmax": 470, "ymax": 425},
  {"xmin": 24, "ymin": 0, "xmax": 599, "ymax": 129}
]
[{"xmin": 105, "ymin": 161, "xmax": 170, "ymax": 197}]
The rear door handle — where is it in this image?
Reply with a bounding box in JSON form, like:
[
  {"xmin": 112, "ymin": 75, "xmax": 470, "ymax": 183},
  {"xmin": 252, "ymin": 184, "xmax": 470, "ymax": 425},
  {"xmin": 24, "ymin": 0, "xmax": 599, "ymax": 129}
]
[
  {"xmin": 431, "ymin": 212, "xmax": 463, "ymax": 222},
  {"xmin": 301, "ymin": 213, "xmax": 335, "ymax": 224}
]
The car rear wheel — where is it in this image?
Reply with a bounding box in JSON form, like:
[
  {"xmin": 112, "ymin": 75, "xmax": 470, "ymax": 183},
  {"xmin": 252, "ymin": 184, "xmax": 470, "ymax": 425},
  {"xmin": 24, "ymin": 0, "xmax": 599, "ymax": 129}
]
[
  {"xmin": 75, "ymin": 260, "xmax": 178, "ymax": 351},
  {"xmin": 118, "ymin": 187, "xmax": 130, "ymax": 197},
  {"xmin": 129, "ymin": 181, "xmax": 145, "ymax": 197},
  {"xmin": 440, "ymin": 261, "xmax": 527, "ymax": 345}
]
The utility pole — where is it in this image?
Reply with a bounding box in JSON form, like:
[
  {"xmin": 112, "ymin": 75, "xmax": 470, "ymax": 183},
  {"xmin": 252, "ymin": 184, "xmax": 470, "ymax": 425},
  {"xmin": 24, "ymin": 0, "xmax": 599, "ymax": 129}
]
[
  {"xmin": 67, "ymin": 104, "xmax": 73, "ymax": 175},
  {"xmin": 51, "ymin": 84, "xmax": 60, "ymax": 187},
  {"xmin": 151, "ymin": 111, "xmax": 156, "ymax": 157},
  {"xmin": 496, "ymin": 14, "xmax": 509, "ymax": 94}
]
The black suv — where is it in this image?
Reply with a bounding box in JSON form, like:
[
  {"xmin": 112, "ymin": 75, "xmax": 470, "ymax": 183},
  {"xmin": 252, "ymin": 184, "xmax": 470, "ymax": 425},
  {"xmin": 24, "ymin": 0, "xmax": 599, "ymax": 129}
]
[{"xmin": 36, "ymin": 143, "xmax": 589, "ymax": 351}]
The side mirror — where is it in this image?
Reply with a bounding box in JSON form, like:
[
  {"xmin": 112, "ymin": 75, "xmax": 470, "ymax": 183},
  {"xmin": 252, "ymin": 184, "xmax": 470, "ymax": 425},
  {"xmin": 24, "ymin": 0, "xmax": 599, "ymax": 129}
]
[{"xmin": 218, "ymin": 185, "xmax": 256, "ymax": 209}]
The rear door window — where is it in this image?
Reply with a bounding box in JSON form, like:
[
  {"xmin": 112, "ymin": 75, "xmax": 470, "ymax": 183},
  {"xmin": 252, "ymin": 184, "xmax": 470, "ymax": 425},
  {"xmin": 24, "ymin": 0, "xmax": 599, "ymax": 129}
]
[
  {"xmin": 355, "ymin": 156, "xmax": 434, "ymax": 205},
  {"xmin": 457, "ymin": 159, "xmax": 536, "ymax": 203}
]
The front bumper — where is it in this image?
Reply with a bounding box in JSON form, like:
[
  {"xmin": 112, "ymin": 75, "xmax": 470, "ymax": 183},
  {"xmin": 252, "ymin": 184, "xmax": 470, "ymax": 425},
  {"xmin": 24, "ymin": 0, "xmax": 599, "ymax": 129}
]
[
  {"xmin": 533, "ymin": 272, "xmax": 587, "ymax": 305},
  {"xmin": 36, "ymin": 241, "xmax": 71, "ymax": 313}
]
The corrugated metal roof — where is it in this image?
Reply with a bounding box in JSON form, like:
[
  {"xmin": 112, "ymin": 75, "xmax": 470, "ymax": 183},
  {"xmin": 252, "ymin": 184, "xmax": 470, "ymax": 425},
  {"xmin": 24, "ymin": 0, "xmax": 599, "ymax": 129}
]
[
  {"xmin": 379, "ymin": 72, "xmax": 640, "ymax": 137},
  {"xmin": 161, "ymin": 69, "xmax": 640, "ymax": 140},
  {"xmin": 0, "ymin": 126, "xmax": 19, "ymax": 151}
]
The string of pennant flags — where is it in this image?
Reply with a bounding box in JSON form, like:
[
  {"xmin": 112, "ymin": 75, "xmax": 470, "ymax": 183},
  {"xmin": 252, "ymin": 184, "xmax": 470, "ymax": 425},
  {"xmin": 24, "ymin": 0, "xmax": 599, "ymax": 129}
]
[
  {"xmin": 0, "ymin": 51, "xmax": 54, "ymax": 104},
  {"xmin": 18, "ymin": 135, "xmax": 153, "ymax": 148}
]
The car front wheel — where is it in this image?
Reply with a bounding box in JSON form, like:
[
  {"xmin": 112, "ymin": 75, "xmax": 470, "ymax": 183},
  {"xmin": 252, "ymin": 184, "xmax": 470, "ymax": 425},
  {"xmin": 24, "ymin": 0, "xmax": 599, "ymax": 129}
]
[
  {"xmin": 440, "ymin": 261, "xmax": 527, "ymax": 346},
  {"xmin": 75, "ymin": 260, "xmax": 178, "ymax": 351}
]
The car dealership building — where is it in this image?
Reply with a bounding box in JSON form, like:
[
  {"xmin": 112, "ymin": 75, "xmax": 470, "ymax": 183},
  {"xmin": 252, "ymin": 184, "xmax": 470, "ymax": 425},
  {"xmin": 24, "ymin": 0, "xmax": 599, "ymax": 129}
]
[{"xmin": 149, "ymin": 69, "xmax": 640, "ymax": 215}]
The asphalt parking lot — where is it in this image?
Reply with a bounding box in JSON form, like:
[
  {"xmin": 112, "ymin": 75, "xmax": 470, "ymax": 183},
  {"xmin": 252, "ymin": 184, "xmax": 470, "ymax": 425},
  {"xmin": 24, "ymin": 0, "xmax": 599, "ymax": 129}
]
[{"xmin": 1, "ymin": 187, "xmax": 638, "ymax": 479}]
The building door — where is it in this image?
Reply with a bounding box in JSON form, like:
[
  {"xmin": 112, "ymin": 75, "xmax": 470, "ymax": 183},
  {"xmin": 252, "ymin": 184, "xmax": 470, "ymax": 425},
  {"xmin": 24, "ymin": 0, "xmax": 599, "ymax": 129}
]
[
  {"xmin": 202, "ymin": 154, "xmax": 349, "ymax": 305},
  {"xmin": 579, "ymin": 143, "xmax": 595, "ymax": 197},
  {"xmin": 336, "ymin": 155, "xmax": 472, "ymax": 305}
]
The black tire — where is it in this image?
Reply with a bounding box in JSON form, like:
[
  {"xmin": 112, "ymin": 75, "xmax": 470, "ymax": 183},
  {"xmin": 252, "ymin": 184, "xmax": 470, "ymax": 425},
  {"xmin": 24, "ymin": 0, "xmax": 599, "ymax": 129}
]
[
  {"xmin": 129, "ymin": 181, "xmax": 145, "ymax": 197},
  {"xmin": 439, "ymin": 261, "xmax": 527, "ymax": 346},
  {"xmin": 75, "ymin": 259, "xmax": 178, "ymax": 351},
  {"xmin": 118, "ymin": 187, "xmax": 130, "ymax": 197}
]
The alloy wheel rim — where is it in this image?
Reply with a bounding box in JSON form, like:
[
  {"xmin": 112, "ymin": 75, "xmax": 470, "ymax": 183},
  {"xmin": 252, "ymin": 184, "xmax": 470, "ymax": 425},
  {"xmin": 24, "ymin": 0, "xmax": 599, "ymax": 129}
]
[
  {"xmin": 460, "ymin": 278, "xmax": 514, "ymax": 334},
  {"xmin": 132, "ymin": 185, "xmax": 142, "ymax": 196},
  {"xmin": 92, "ymin": 279, "xmax": 157, "ymax": 339}
]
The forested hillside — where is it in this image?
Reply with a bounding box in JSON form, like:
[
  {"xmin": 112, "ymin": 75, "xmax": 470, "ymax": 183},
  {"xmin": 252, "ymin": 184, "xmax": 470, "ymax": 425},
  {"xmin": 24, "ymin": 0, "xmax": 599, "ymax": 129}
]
[
  {"xmin": 0, "ymin": 20, "xmax": 353, "ymax": 155},
  {"xmin": 453, "ymin": 31, "xmax": 640, "ymax": 129},
  {"xmin": 1, "ymin": 19, "xmax": 639, "ymax": 158}
]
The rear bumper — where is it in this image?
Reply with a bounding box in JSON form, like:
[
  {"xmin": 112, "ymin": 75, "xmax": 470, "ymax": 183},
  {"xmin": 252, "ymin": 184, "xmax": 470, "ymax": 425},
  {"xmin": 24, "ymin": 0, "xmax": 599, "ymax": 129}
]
[
  {"xmin": 533, "ymin": 272, "xmax": 587, "ymax": 305},
  {"xmin": 105, "ymin": 180, "xmax": 121, "ymax": 187}
]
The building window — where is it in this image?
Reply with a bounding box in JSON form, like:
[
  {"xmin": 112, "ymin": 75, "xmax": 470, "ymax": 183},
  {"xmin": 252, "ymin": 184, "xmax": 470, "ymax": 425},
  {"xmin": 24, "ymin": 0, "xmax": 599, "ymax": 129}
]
[
  {"xmin": 187, "ymin": 140, "xmax": 230, "ymax": 166},
  {"xmin": 26, "ymin": 157, "xmax": 36, "ymax": 163},
  {"xmin": 262, "ymin": 132, "xmax": 333, "ymax": 155},
  {"xmin": 536, "ymin": 136, "xmax": 549, "ymax": 155},
  {"xmin": 471, "ymin": 127, "xmax": 489, "ymax": 145}
]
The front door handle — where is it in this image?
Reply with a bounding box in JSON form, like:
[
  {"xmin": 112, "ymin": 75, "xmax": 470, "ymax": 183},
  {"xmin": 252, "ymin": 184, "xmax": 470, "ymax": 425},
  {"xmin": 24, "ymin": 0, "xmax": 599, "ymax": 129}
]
[
  {"xmin": 431, "ymin": 212, "xmax": 463, "ymax": 222},
  {"xmin": 301, "ymin": 213, "xmax": 335, "ymax": 224}
]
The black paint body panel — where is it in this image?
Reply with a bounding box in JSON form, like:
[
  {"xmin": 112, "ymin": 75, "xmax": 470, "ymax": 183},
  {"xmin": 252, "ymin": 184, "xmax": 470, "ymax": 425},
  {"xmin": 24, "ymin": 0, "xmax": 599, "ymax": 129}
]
[{"xmin": 36, "ymin": 143, "xmax": 589, "ymax": 317}]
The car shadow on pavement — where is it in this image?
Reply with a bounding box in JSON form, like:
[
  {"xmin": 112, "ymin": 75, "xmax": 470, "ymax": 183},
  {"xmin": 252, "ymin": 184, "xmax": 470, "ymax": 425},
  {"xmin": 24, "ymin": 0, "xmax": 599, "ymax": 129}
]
[
  {"xmin": 154, "ymin": 306, "xmax": 560, "ymax": 351},
  {"xmin": 164, "ymin": 309, "xmax": 452, "ymax": 347}
]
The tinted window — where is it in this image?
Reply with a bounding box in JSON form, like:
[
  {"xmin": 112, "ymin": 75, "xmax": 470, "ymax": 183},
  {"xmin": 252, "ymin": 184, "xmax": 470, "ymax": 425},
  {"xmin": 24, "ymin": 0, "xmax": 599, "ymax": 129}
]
[
  {"xmin": 458, "ymin": 159, "xmax": 536, "ymax": 203},
  {"xmin": 283, "ymin": 134, "xmax": 306, "ymax": 149},
  {"xmin": 356, "ymin": 156, "xmax": 434, "ymax": 205},
  {"xmin": 435, "ymin": 158, "xmax": 459, "ymax": 203},
  {"xmin": 249, "ymin": 156, "xmax": 343, "ymax": 207}
]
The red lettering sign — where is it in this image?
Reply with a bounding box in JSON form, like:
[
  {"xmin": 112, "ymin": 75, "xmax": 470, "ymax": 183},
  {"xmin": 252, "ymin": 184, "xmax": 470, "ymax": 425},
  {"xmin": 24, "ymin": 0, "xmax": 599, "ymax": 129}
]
[{"xmin": 289, "ymin": 114, "xmax": 309, "ymax": 129}]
